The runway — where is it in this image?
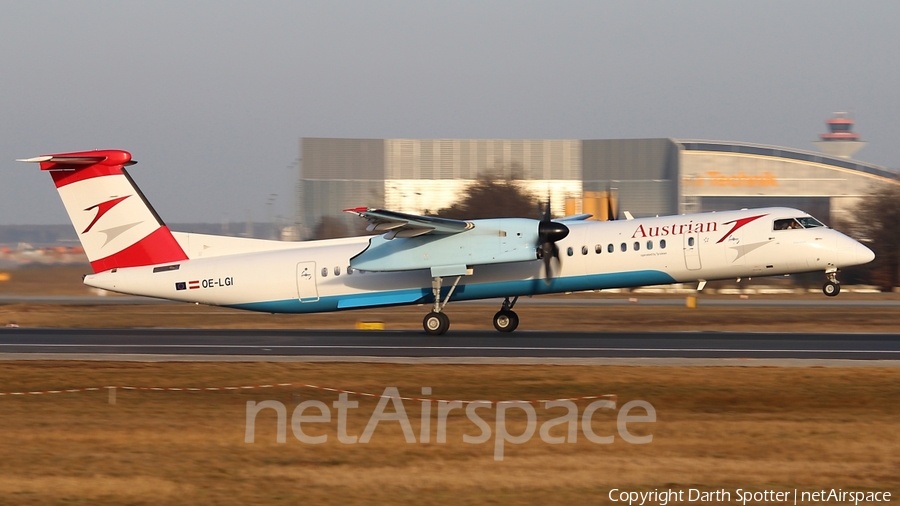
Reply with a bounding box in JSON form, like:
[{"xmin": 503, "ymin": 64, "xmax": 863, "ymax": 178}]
[{"xmin": 1, "ymin": 328, "xmax": 899, "ymax": 361}]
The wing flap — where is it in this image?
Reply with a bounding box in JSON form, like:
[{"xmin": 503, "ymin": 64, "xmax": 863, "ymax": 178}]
[
  {"xmin": 344, "ymin": 208, "xmax": 473, "ymax": 239},
  {"xmin": 556, "ymin": 214, "xmax": 593, "ymax": 222}
]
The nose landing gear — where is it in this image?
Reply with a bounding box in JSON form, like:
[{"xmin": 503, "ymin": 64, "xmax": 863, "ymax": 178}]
[{"xmin": 823, "ymin": 269, "xmax": 841, "ymax": 297}]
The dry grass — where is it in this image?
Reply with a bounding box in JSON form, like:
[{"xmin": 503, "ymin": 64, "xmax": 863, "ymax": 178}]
[
  {"xmin": 2, "ymin": 302, "xmax": 900, "ymax": 333},
  {"xmin": 0, "ymin": 362, "xmax": 898, "ymax": 505},
  {"xmin": 0, "ymin": 266, "xmax": 102, "ymax": 296}
]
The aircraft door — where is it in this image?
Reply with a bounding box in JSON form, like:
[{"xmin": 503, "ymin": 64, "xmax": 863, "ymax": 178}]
[
  {"xmin": 683, "ymin": 233, "xmax": 701, "ymax": 270},
  {"xmin": 296, "ymin": 262, "xmax": 319, "ymax": 303}
]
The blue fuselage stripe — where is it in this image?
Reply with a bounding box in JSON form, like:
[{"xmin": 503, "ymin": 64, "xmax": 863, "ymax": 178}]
[{"xmin": 227, "ymin": 270, "xmax": 676, "ymax": 314}]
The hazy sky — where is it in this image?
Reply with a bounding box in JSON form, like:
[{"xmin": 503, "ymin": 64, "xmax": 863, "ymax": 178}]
[{"xmin": 2, "ymin": 1, "xmax": 898, "ymax": 225}]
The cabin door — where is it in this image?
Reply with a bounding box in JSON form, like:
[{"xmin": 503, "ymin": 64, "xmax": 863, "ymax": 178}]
[
  {"xmin": 683, "ymin": 233, "xmax": 701, "ymax": 270},
  {"xmin": 296, "ymin": 262, "xmax": 319, "ymax": 303}
]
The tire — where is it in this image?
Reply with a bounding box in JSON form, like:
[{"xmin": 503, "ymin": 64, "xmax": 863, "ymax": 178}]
[
  {"xmin": 493, "ymin": 310, "xmax": 519, "ymax": 333},
  {"xmin": 423, "ymin": 312, "xmax": 450, "ymax": 335},
  {"xmin": 823, "ymin": 281, "xmax": 840, "ymax": 297}
]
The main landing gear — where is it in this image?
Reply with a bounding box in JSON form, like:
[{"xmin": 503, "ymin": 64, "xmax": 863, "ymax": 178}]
[
  {"xmin": 422, "ymin": 278, "xmax": 522, "ymax": 335},
  {"xmin": 823, "ymin": 269, "xmax": 841, "ymax": 297},
  {"xmin": 423, "ymin": 275, "xmax": 461, "ymax": 335},
  {"xmin": 493, "ymin": 296, "xmax": 519, "ymax": 333}
]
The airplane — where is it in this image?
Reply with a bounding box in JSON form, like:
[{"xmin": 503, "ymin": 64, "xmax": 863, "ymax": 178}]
[{"xmin": 18, "ymin": 149, "xmax": 875, "ymax": 335}]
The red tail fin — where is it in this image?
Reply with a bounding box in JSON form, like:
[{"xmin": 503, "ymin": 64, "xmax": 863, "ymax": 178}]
[{"xmin": 19, "ymin": 149, "xmax": 188, "ymax": 273}]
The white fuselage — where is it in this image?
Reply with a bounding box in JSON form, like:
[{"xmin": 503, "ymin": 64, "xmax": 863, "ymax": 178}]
[{"xmin": 83, "ymin": 207, "xmax": 873, "ymax": 313}]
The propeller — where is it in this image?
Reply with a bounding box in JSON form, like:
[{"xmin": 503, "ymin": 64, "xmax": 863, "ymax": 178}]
[{"xmin": 537, "ymin": 200, "xmax": 569, "ymax": 284}]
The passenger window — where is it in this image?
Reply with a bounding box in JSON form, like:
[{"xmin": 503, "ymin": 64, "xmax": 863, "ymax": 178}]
[
  {"xmin": 608, "ymin": 244, "xmax": 614, "ymax": 253},
  {"xmin": 595, "ymin": 244, "xmax": 602, "ymax": 254},
  {"xmin": 321, "ymin": 267, "xmax": 328, "ymax": 277},
  {"xmin": 567, "ymin": 247, "xmax": 573, "ymax": 256},
  {"xmin": 582, "ymin": 246, "xmax": 588, "ymax": 255},
  {"xmin": 633, "ymin": 241, "xmax": 640, "ymax": 251},
  {"xmin": 660, "ymin": 239, "xmax": 666, "ymax": 249},
  {"xmin": 647, "ymin": 240, "xmax": 653, "ymax": 251},
  {"xmin": 334, "ymin": 266, "xmax": 341, "ymax": 276},
  {"xmin": 620, "ymin": 243, "xmax": 627, "ymax": 252},
  {"xmin": 688, "ymin": 237, "xmax": 695, "ymax": 247},
  {"xmin": 347, "ymin": 266, "xmax": 354, "ymax": 275}
]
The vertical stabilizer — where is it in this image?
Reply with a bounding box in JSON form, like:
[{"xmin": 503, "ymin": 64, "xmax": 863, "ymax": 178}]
[{"xmin": 18, "ymin": 149, "xmax": 188, "ymax": 273}]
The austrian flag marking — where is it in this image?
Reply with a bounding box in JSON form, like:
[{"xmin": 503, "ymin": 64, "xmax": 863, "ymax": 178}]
[{"xmin": 175, "ymin": 278, "xmax": 235, "ymax": 291}]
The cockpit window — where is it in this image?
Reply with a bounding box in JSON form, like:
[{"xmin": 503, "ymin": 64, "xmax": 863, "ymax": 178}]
[
  {"xmin": 774, "ymin": 217, "xmax": 826, "ymax": 231},
  {"xmin": 797, "ymin": 217, "xmax": 825, "ymax": 228},
  {"xmin": 774, "ymin": 219, "xmax": 801, "ymax": 230}
]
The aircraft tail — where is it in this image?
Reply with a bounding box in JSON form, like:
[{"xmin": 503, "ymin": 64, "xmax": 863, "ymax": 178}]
[{"xmin": 18, "ymin": 149, "xmax": 188, "ymax": 273}]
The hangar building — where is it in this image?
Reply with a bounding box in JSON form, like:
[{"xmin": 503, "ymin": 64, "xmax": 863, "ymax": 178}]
[{"xmin": 298, "ymin": 121, "xmax": 897, "ymax": 238}]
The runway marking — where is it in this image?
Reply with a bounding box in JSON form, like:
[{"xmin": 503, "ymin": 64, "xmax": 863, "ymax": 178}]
[{"xmin": 0, "ymin": 343, "xmax": 897, "ymax": 354}]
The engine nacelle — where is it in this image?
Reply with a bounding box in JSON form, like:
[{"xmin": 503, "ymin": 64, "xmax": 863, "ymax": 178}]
[{"xmin": 349, "ymin": 218, "xmax": 540, "ymax": 272}]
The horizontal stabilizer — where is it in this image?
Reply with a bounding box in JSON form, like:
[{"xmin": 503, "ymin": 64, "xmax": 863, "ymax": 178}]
[
  {"xmin": 17, "ymin": 150, "xmax": 137, "ymax": 172},
  {"xmin": 18, "ymin": 155, "xmax": 105, "ymax": 165}
]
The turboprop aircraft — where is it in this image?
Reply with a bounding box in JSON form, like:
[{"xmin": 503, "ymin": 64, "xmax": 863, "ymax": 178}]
[{"xmin": 18, "ymin": 149, "xmax": 875, "ymax": 335}]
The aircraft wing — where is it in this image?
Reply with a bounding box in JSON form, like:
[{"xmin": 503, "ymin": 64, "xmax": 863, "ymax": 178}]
[
  {"xmin": 555, "ymin": 214, "xmax": 593, "ymax": 221},
  {"xmin": 344, "ymin": 208, "xmax": 474, "ymax": 239}
]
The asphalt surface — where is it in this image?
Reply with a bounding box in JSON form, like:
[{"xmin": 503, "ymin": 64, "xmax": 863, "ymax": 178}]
[{"xmin": 1, "ymin": 328, "xmax": 898, "ymax": 360}]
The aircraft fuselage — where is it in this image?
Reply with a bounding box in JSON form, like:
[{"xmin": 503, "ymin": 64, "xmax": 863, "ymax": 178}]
[{"xmin": 83, "ymin": 207, "xmax": 872, "ymax": 314}]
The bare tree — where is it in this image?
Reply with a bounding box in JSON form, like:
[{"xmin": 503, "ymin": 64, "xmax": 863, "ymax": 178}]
[
  {"xmin": 434, "ymin": 177, "xmax": 540, "ymax": 220},
  {"xmin": 310, "ymin": 216, "xmax": 349, "ymax": 240},
  {"xmin": 842, "ymin": 184, "xmax": 900, "ymax": 290}
]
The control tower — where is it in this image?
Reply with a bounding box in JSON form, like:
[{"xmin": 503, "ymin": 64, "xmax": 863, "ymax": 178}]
[{"xmin": 814, "ymin": 112, "xmax": 866, "ymax": 158}]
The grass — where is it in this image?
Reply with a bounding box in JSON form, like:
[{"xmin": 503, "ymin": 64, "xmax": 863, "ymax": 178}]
[
  {"xmin": 0, "ymin": 362, "xmax": 898, "ymax": 505},
  {"xmin": 1, "ymin": 267, "xmax": 898, "ymax": 503},
  {"xmin": 0, "ymin": 266, "xmax": 99, "ymax": 296}
]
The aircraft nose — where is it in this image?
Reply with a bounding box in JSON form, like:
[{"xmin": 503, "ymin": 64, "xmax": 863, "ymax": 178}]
[
  {"xmin": 836, "ymin": 235, "xmax": 875, "ymax": 267},
  {"xmin": 855, "ymin": 242, "xmax": 875, "ymax": 265}
]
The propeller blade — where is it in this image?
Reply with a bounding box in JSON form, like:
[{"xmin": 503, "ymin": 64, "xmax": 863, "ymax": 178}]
[
  {"xmin": 537, "ymin": 197, "xmax": 568, "ymax": 285},
  {"xmin": 543, "ymin": 242, "xmax": 562, "ymax": 284},
  {"xmin": 542, "ymin": 249, "xmax": 552, "ymax": 284}
]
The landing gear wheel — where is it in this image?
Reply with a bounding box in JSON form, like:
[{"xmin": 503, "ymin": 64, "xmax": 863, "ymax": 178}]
[
  {"xmin": 423, "ymin": 312, "xmax": 450, "ymax": 335},
  {"xmin": 493, "ymin": 310, "xmax": 519, "ymax": 333},
  {"xmin": 823, "ymin": 281, "xmax": 840, "ymax": 297}
]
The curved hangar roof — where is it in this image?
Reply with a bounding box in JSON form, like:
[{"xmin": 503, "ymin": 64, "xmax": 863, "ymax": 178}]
[{"xmin": 677, "ymin": 139, "xmax": 898, "ymax": 183}]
